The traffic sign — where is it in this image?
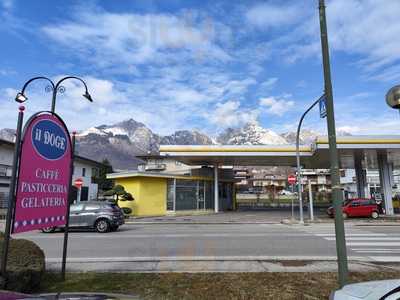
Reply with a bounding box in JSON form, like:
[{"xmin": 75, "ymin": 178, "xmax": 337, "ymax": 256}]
[
  {"xmin": 319, "ymin": 95, "xmax": 327, "ymax": 118},
  {"xmin": 288, "ymin": 174, "xmax": 296, "ymax": 185},
  {"xmin": 74, "ymin": 178, "xmax": 83, "ymax": 188}
]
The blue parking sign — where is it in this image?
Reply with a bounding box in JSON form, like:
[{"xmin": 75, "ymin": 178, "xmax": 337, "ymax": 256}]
[{"xmin": 319, "ymin": 95, "xmax": 327, "ymax": 118}]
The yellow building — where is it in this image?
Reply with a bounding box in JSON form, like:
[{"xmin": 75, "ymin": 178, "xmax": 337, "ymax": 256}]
[{"xmin": 107, "ymin": 171, "xmax": 235, "ymax": 217}]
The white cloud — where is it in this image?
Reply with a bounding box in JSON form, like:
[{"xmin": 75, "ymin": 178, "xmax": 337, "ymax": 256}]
[
  {"xmin": 206, "ymin": 101, "xmax": 259, "ymax": 128},
  {"xmin": 259, "ymin": 96, "xmax": 295, "ymax": 116},
  {"xmin": 1, "ymin": 0, "xmax": 13, "ymax": 10},
  {"xmin": 260, "ymin": 77, "xmax": 278, "ymax": 90},
  {"xmin": 246, "ymin": 3, "xmax": 303, "ymax": 29},
  {"xmin": 42, "ymin": 10, "xmax": 231, "ymax": 70},
  {"xmin": 277, "ymin": 0, "xmax": 400, "ymax": 79}
]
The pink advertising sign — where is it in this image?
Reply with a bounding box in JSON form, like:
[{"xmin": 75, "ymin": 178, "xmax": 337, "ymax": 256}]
[{"xmin": 12, "ymin": 112, "xmax": 72, "ymax": 234}]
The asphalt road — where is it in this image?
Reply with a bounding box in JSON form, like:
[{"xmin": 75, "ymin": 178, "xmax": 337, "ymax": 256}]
[{"xmin": 15, "ymin": 222, "xmax": 400, "ymax": 271}]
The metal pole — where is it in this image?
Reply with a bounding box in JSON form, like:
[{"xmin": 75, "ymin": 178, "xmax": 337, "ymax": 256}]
[
  {"xmin": 1, "ymin": 106, "xmax": 24, "ymax": 278},
  {"xmin": 296, "ymin": 96, "xmax": 322, "ymax": 224},
  {"xmin": 61, "ymin": 132, "xmax": 76, "ymax": 280},
  {"xmin": 291, "ymin": 184, "xmax": 294, "ymax": 220},
  {"xmin": 51, "ymin": 87, "xmax": 57, "ymax": 113},
  {"xmin": 214, "ymin": 165, "xmax": 219, "ymax": 213},
  {"xmin": 309, "ymin": 180, "xmax": 314, "ymax": 221},
  {"xmin": 318, "ymin": 0, "xmax": 348, "ymax": 287}
]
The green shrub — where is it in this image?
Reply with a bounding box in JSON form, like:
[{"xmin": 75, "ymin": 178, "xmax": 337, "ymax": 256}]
[
  {"xmin": 121, "ymin": 207, "xmax": 132, "ymax": 215},
  {"xmin": 0, "ymin": 235, "xmax": 45, "ymax": 292}
]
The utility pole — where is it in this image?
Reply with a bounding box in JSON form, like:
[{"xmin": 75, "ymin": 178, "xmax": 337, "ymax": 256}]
[{"xmin": 318, "ymin": 0, "xmax": 348, "ymax": 287}]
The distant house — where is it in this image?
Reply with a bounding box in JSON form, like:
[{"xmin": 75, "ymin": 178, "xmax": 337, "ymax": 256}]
[{"xmin": 0, "ymin": 138, "xmax": 107, "ymax": 206}]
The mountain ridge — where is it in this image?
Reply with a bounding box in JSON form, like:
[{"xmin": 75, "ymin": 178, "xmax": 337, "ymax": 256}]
[{"xmin": 0, "ymin": 119, "xmax": 350, "ymax": 170}]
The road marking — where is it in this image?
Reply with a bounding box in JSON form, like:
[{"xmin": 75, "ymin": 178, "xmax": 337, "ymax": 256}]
[
  {"xmin": 371, "ymin": 256, "xmax": 400, "ymax": 262},
  {"xmin": 325, "ymin": 237, "xmax": 400, "ymax": 241},
  {"xmin": 315, "ymin": 233, "xmax": 387, "ymax": 237},
  {"xmin": 347, "ymin": 242, "xmax": 400, "ymax": 246},
  {"xmin": 353, "ymin": 250, "xmax": 400, "ymax": 253}
]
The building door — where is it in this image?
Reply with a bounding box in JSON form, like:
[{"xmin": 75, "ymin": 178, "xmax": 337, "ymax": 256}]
[{"xmin": 80, "ymin": 186, "xmax": 89, "ymax": 201}]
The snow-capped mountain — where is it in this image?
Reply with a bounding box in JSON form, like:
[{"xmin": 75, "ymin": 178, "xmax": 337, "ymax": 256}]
[
  {"xmin": 280, "ymin": 129, "xmax": 319, "ymax": 145},
  {"xmin": 76, "ymin": 119, "xmax": 213, "ymax": 169},
  {"xmin": 0, "ymin": 118, "xmax": 352, "ymax": 171},
  {"xmin": 217, "ymin": 122, "xmax": 288, "ymax": 145}
]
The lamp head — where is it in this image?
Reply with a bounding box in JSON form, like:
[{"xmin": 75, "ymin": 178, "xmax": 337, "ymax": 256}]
[
  {"xmin": 15, "ymin": 92, "xmax": 27, "ymax": 103},
  {"xmin": 386, "ymin": 85, "xmax": 400, "ymax": 109},
  {"xmin": 83, "ymin": 91, "xmax": 93, "ymax": 102}
]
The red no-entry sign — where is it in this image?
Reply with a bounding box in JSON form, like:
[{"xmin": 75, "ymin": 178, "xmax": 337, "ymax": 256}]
[
  {"xmin": 288, "ymin": 175, "xmax": 296, "ymax": 185},
  {"xmin": 74, "ymin": 178, "xmax": 83, "ymax": 188}
]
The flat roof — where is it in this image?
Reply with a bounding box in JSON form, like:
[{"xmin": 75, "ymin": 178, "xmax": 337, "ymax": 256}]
[
  {"xmin": 159, "ymin": 135, "xmax": 400, "ymax": 168},
  {"xmin": 107, "ymin": 171, "xmax": 213, "ymax": 181}
]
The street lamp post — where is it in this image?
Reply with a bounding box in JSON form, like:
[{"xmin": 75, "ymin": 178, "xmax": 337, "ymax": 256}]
[
  {"xmin": 16, "ymin": 76, "xmax": 93, "ymax": 113},
  {"xmin": 296, "ymin": 94, "xmax": 325, "ymax": 224},
  {"xmin": 318, "ymin": 0, "xmax": 348, "ymax": 287}
]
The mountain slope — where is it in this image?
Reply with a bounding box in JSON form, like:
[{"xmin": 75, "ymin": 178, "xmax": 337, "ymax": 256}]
[{"xmin": 217, "ymin": 122, "xmax": 288, "ymax": 145}]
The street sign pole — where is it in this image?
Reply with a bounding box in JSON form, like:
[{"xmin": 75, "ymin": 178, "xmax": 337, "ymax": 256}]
[
  {"xmin": 61, "ymin": 132, "xmax": 76, "ymax": 281},
  {"xmin": 291, "ymin": 184, "xmax": 294, "ymax": 220},
  {"xmin": 1, "ymin": 106, "xmax": 24, "ymax": 280},
  {"xmin": 318, "ymin": 0, "xmax": 348, "ymax": 287}
]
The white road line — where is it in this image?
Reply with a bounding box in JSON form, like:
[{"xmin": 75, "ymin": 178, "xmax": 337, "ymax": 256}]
[
  {"xmin": 347, "ymin": 242, "xmax": 400, "ymax": 246},
  {"xmin": 371, "ymin": 256, "xmax": 400, "ymax": 262},
  {"xmin": 325, "ymin": 237, "xmax": 400, "ymax": 241},
  {"xmin": 353, "ymin": 250, "xmax": 400, "ymax": 253},
  {"xmin": 315, "ymin": 233, "xmax": 387, "ymax": 237},
  {"xmin": 352, "ymin": 248, "xmax": 400, "ymax": 251}
]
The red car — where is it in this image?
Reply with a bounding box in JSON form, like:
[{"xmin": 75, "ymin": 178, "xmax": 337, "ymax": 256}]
[{"xmin": 327, "ymin": 198, "xmax": 381, "ymax": 219}]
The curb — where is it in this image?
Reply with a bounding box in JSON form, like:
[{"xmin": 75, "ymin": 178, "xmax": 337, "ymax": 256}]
[
  {"xmin": 46, "ymin": 255, "xmax": 371, "ymax": 263},
  {"xmin": 125, "ymin": 221, "xmax": 281, "ymax": 225}
]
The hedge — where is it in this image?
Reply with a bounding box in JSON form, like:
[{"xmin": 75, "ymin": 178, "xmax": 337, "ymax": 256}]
[{"xmin": 0, "ymin": 233, "xmax": 45, "ymax": 292}]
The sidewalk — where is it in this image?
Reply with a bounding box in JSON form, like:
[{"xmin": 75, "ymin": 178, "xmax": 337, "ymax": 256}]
[
  {"xmin": 47, "ymin": 257, "xmax": 395, "ymax": 273},
  {"xmin": 125, "ymin": 210, "xmax": 400, "ymax": 225}
]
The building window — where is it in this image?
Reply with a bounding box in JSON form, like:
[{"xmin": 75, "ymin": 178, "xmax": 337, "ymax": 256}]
[
  {"xmin": 0, "ymin": 166, "xmax": 7, "ymax": 177},
  {"xmin": 82, "ymin": 168, "xmax": 86, "ymax": 177}
]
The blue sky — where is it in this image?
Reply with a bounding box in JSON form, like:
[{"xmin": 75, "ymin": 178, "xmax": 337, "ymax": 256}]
[{"xmin": 1, "ymin": 0, "xmax": 400, "ymax": 136}]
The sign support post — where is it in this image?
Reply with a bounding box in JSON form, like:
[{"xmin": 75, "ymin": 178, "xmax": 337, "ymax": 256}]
[
  {"xmin": 288, "ymin": 175, "xmax": 296, "ymax": 220},
  {"xmin": 61, "ymin": 132, "xmax": 76, "ymax": 281},
  {"xmin": 318, "ymin": 0, "xmax": 348, "ymax": 287},
  {"xmin": 1, "ymin": 106, "xmax": 25, "ymax": 279}
]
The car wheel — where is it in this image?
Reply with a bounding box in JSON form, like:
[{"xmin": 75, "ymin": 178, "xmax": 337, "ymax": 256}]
[
  {"xmin": 371, "ymin": 211, "xmax": 379, "ymax": 219},
  {"xmin": 342, "ymin": 212, "xmax": 348, "ymax": 219},
  {"xmin": 95, "ymin": 219, "xmax": 110, "ymax": 233},
  {"xmin": 41, "ymin": 227, "xmax": 56, "ymax": 233}
]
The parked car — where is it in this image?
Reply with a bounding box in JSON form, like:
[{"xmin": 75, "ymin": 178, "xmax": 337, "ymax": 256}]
[
  {"xmin": 330, "ymin": 279, "xmax": 400, "ymax": 299},
  {"xmin": 42, "ymin": 201, "xmax": 124, "ymax": 233},
  {"xmin": 326, "ymin": 198, "xmax": 381, "ymax": 219},
  {"xmin": 279, "ymin": 190, "xmax": 294, "ymax": 196}
]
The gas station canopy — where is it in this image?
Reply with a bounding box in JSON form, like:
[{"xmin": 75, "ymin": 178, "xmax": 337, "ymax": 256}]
[{"xmin": 159, "ymin": 136, "xmax": 400, "ymax": 169}]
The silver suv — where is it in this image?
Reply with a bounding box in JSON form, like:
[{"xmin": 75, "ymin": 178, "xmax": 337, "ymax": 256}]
[{"xmin": 42, "ymin": 201, "xmax": 125, "ymax": 233}]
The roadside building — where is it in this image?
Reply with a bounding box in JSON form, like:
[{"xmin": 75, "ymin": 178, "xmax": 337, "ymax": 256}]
[
  {"xmin": 107, "ymin": 167, "xmax": 236, "ymax": 216},
  {"xmin": 0, "ymin": 138, "xmax": 105, "ymax": 206},
  {"xmin": 71, "ymin": 156, "xmax": 105, "ymax": 201},
  {"xmin": 137, "ymin": 155, "xmax": 191, "ymax": 174},
  {"xmin": 0, "ymin": 139, "xmax": 14, "ymax": 208}
]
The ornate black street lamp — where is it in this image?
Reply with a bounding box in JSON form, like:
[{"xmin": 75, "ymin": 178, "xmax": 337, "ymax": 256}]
[{"xmin": 14, "ymin": 76, "xmax": 93, "ymax": 113}]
